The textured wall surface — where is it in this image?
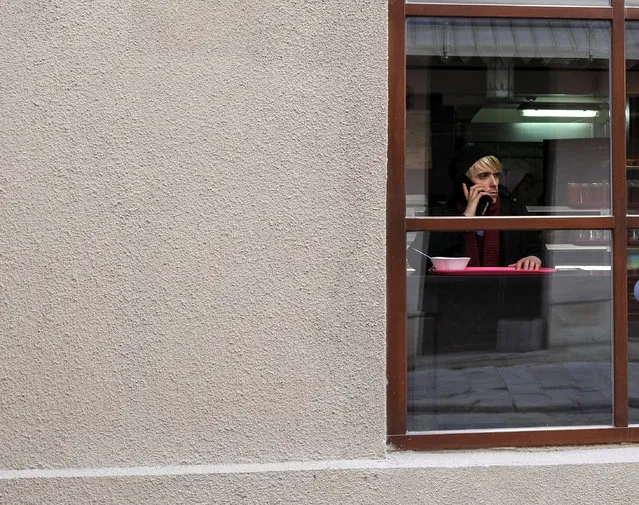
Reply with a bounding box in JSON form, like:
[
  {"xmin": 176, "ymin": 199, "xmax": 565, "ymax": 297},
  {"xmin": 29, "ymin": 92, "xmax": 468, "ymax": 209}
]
[
  {"xmin": 4, "ymin": 1, "xmax": 639, "ymax": 504},
  {"xmin": 0, "ymin": 0, "xmax": 387, "ymax": 469}
]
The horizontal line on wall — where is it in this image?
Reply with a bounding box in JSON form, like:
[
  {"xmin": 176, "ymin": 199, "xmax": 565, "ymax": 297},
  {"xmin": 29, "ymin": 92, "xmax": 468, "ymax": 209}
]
[{"xmin": 4, "ymin": 445, "xmax": 639, "ymax": 480}]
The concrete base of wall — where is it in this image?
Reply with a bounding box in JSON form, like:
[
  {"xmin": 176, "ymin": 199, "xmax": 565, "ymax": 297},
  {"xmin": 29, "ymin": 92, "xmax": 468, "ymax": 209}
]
[{"xmin": 4, "ymin": 447, "xmax": 639, "ymax": 504}]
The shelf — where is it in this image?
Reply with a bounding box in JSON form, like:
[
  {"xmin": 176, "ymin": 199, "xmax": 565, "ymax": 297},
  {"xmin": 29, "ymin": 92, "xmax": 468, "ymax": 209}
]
[
  {"xmin": 547, "ymin": 243, "xmax": 610, "ymax": 251},
  {"xmin": 526, "ymin": 205, "xmax": 611, "ymax": 214}
]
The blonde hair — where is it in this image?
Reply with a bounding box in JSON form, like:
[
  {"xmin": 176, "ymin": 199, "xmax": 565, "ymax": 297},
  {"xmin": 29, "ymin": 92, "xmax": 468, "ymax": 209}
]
[{"xmin": 466, "ymin": 155, "xmax": 502, "ymax": 179}]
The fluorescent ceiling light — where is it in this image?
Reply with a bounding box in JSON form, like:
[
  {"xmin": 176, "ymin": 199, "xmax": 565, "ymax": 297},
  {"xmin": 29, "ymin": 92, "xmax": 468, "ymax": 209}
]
[
  {"xmin": 520, "ymin": 109, "xmax": 598, "ymax": 118},
  {"xmin": 518, "ymin": 103, "xmax": 600, "ymax": 118}
]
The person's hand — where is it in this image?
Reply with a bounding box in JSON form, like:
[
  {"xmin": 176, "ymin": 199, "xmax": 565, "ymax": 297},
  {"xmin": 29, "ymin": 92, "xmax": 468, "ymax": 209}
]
[
  {"xmin": 462, "ymin": 182, "xmax": 491, "ymax": 217},
  {"xmin": 509, "ymin": 256, "xmax": 542, "ymax": 270}
]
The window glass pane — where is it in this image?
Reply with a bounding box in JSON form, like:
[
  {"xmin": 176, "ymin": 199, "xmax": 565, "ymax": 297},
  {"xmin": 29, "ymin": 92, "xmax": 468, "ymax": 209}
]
[
  {"xmin": 406, "ymin": 19, "xmax": 611, "ymax": 218},
  {"xmin": 629, "ymin": 230, "xmax": 639, "ymax": 423},
  {"xmin": 627, "ymin": 22, "xmax": 639, "ymax": 214},
  {"xmin": 407, "ymin": 229, "xmax": 613, "ymax": 431}
]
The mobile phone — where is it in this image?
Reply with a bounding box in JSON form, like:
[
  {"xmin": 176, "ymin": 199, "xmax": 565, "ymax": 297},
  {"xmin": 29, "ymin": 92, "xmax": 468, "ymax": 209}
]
[{"xmin": 464, "ymin": 177, "xmax": 492, "ymax": 216}]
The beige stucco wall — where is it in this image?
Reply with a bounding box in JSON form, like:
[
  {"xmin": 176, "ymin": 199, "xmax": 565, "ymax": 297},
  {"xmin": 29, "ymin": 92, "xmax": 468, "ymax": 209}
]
[
  {"xmin": 4, "ymin": 1, "xmax": 639, "ymax": 504},
  {"xmin": 0, "ymin": 0, "xmax": 387, "ymax": 470}
]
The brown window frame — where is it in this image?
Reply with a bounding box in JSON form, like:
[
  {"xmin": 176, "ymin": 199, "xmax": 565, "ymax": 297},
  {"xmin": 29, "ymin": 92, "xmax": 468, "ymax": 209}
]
[{"xmin": 387, "ymin": 0, "xmax": 639, "ymax": 449}]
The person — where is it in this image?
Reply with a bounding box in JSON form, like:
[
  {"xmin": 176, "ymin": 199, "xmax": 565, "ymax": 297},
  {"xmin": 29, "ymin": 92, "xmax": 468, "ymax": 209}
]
[{"xmin": 408, "ymin": 145, "xmax": 545, "ymax": 271}]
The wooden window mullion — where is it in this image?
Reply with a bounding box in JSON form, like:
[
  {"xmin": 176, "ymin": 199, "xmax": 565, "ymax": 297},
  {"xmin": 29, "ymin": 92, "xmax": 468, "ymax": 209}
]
[{"xmin": 611, "ymin": 0, "xmax": 629, "ymax": 427}]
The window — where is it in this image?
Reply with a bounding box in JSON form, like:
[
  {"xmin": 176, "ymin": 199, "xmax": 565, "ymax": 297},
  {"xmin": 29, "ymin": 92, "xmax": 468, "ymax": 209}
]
[
  {"xmin": 405, "ymin": 18, "xmax": 611, "ymax": 218},
  {"xmin": 387, "ymin": 0, "xmax": 639, "ymax": 449}
]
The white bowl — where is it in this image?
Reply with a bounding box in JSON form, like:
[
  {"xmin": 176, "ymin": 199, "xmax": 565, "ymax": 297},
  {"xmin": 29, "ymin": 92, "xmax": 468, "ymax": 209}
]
[{"xmin": 431, "ymin": 256, "xmax": 470, "ymax": 271}]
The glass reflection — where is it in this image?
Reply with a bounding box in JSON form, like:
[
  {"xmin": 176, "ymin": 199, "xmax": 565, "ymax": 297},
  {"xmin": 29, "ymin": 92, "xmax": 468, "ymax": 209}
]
[
  {"xmin": 407, "ymin": 230, "xmax": 613, "ymax": 431},
  {"xmin": 627, "ymin": 23, "xmax": 639, "ymax": 214},
  {"xmin": 406, "ymin": 19, "xmax": 611, "ymax": 218},
  {"xmin": 628, "ymin": 230, "xmax": 639, "ymax": 422}
]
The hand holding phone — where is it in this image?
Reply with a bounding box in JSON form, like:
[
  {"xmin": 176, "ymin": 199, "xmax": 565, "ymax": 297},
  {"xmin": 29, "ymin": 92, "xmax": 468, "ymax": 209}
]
[{"xmin": 462, "ymin": 177, "xmax": 492, "ymax": 216}]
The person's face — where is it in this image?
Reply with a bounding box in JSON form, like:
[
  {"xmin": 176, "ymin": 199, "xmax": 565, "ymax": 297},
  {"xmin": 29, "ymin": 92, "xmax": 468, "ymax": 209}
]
[{"xmin": 469, "ymin": 168, "xmax": 500, "ymax": 203}]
